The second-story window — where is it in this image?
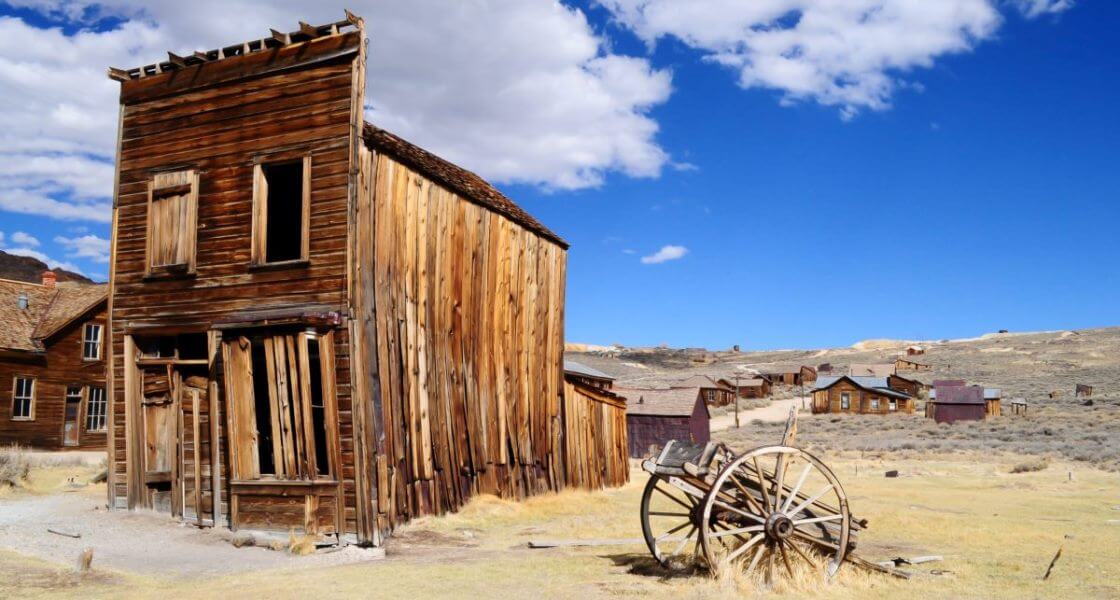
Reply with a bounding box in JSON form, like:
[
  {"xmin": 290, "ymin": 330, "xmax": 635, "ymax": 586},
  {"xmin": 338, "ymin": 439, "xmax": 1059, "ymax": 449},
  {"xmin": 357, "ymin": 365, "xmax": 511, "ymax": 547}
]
[
  {"xmin": 82, "ymin": 323, "xmax": 103, "ymax": 361},
  {"xmin": 252, "ymin": 156, "xmax": 310, "ymax": 265},
  {"xmin": 147, "ymin": 169, "xmax": 199, "ymax": 275}
]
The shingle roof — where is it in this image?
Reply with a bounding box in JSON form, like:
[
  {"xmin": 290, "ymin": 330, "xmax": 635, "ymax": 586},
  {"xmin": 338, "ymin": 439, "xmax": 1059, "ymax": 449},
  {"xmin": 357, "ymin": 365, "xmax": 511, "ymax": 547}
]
[
  {"xmin": 813, "ymin": 375, "xmax": 912, "ymax": 399},
  {"xmin": 564, "ymin": 360, "xmax": 614, "ymax": 381},
  {"xmin": 0, "ymin": 280, "xmax": 107, "ymax": 353},
  {"xmin": 929, "ymin": 387, "xmax": 1001, "ymax": 401},
  {"xmin": 848, "ymin": 363, "xmax": 896, "ymax": 377},
  {"xmin": 617, "ymin": 387, "xmax": 705, "ymax": 417},
  {"xmin": 362, "ymin": 124, "xmax": 567, "ymax": 248}
]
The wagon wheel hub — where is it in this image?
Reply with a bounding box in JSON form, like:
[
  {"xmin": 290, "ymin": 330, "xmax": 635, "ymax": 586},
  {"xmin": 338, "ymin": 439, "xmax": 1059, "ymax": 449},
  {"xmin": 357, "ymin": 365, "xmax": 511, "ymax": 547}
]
[{"xmin": 765, "ymin": 512, "xmax": 795, "ymax": 541}]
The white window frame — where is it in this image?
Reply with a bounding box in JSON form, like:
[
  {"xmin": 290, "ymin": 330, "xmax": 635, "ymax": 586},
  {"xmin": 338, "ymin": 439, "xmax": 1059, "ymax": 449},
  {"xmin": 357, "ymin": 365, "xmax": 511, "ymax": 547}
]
[
  {"xmin": 840, "ymin": 392, "xmax": 850, "ymax": 410},
  {"xmin": 11, "ymin": 376, "xmax": 35, "ymax": 421},
  {"xmin": 82, "ymin": 322, "xmax": 103, "ymax": 361},
  {"xmin": 86, "ymin": 386, "xmax": 107, "ymax": 432},
  {"xmin": 888, "ymin": 399, "xmax": 897, "ymax": 411},
  {"xmin": 870, "ymin": 398, "xmax": 880, "ymax": 411}
]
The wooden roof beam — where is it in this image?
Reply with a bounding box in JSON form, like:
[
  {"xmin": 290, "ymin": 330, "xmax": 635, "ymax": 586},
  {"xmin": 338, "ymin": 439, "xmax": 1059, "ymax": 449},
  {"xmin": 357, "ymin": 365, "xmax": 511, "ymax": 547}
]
[
  {"xmin": 167, "ymin": 52, "xmax": 188, "ymax": 68},
  {"xmin": 270, "ymin": 29, "xmax": 291, "ymax": 45},
  {"xmin": 107, "ymin": 67, "xmax": 130, "ymax": 82},
  {"xmin": 298, "ymin": 21, "xmax": 321, "ymax": 38}
]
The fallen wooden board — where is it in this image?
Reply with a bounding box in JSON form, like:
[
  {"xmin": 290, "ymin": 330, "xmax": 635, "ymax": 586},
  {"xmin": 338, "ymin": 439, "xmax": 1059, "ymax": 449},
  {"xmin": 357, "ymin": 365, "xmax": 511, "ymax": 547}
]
[
  {"xmin": 878, "ymin": 555, "xmax": 943, "ymax": 567},
  {"xmin": 47, "ymin": 528, "xmax": 81, "ymax": 539},
  {"xmin": 528, "ymin": 538, "xmax": 683, "ymax": 549}
]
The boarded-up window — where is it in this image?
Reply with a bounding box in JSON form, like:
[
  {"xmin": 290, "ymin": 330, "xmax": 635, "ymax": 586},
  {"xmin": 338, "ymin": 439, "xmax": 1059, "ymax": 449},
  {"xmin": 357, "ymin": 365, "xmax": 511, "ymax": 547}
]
[
  {"xmin": 86, "ymin": 386, "xmax": 107, "ymax": 431},
  {"xmin": 147, "ymin": 170, "xmax": 199, "ymax": 271},
  {"xmin": 83, "ymin": 323, "xmax": 103, "ymax": 361},
  {"xmin": 252, "ymin": 157, "xmax": 310, "ymax": 265},
  {"xmin": 11, "ymin": 377, "xmax": 34, "ymax": 420},
  {"xmin": 147, "ymin": 170, "xmax": 199, "ymax": 274},
  {"xmin": 223, "ymin": 331, "xmax": 336, "ymax": 481}
]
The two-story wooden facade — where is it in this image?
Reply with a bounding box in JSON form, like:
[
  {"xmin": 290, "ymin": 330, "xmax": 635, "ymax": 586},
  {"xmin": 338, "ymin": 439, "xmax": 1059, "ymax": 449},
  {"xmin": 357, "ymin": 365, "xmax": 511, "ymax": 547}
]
[
  {"xmin": 105, "ymin": 15, "xmax": 598, "ymax": 547},
  {"xmin": 0, "ymin": 273, "xmax": 108, "ymax": 449}
]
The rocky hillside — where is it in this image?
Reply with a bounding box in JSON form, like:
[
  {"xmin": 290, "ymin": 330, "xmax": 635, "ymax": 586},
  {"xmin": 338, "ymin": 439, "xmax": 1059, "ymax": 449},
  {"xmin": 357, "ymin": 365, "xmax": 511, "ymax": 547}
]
[{"xmin": 0, "ymin": 250, "xmax": 92, "ymax": 284}]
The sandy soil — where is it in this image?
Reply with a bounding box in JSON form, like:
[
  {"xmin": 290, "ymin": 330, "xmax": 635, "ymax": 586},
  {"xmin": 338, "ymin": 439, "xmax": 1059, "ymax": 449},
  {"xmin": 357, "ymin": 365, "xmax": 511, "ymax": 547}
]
[
  {"xmin": 709, "ymin": 397, "xmax": 803, "ymax": 432},
  {"xmin": 0, "ymin": 483, "xmax": 383, "ymax": 577}
]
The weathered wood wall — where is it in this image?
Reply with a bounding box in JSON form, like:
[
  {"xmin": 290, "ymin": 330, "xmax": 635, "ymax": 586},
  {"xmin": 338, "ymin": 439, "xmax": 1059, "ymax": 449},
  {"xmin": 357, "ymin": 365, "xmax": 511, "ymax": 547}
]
[
  {"xmin": 365, "ymin": 151, "xmax": 568, "ymax": 532},
  {"xmin": 811, "ymin": 381, "xmax": 914, "ymax": 415},
  {"xmin": 561, "ymin": 380, "xmax": 628, "ymax": 490},
  {"xmin": 0, "ymin": 305, "xmax": 108, "ymax": 450},
  {"xmin": 108, "ymin": 32, "xmax": 363, "ymax": 526}
]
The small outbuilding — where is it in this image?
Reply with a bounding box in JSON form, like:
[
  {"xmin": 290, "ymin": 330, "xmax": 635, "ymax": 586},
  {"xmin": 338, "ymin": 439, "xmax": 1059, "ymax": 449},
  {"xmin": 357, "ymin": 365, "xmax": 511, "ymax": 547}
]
[
  {"xmin": 618, "ymin": 387, "xmax": 710, "ymax": 458},
  {"xmin": 906, "ymin": 346, "xmax": 926, "ymax": 356},
  {"xmin": 926, "ymin": 385, "xmax": 986, "ymax": 423},
  {"xmin": 562, "ymin": 375, "xmax": 628, "ymax": 489},
  {"xmin": 720, "ymin": 377, "xmax": 771, "ymax": 399},
  {"xmin": 811, "ymin": 376, "xmax": 914, "ymax": 415},
  {"xmin": 1009, "ymin": 398, "xmax": 1027, "ymax": 416},
  {"xmin": 1075, "ymin": 384, "xmax": 1093, "ymax": 398},
  {"xmin": 983, "ymin": 388, "xmax": 1002, "ymax": 416}
]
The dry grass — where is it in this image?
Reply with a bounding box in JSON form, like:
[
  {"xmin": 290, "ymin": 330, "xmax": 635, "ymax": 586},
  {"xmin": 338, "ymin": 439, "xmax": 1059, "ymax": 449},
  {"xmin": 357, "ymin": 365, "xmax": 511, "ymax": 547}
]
[
  {"xmin": 1, "ymin": 453, "xmax": 1117, "ymax": 599},
  {"xmin": 0, "ymin": 445, "xmax": 31, "ymax": 488}
]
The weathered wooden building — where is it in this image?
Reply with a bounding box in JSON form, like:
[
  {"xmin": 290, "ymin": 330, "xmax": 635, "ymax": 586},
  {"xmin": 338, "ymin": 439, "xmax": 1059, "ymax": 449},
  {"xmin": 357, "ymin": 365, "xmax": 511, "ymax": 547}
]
[
  {"xmin": 561, "ymin": 376, "xmax": 628, "ymax": 489},
  {"xmin": 618, "ymin": 387, "xmax": 709, "ymax": 459},
  {"xmin": 563, "ymin": 360, "xmax": 615, "ymax": 390},
  {"xmin": 928, "ymin": 385, "xmax": 1000, "ymax": 417},
  {"xmin": 1075, "ymin": 384, "xmax": 1093, "ymax": 398},
  {"xmin": 105, "ymin": 16, "xmax": 613, "ymax": 546},
  {"xmin": 672, "ymin": 374, "xmax": 734, "ymax": 406},
  {"xmin": 0, "ymin": 273, "xmax": 108, "ymax": 450},
  {"xmin": 719, "ymin": 376, "xmax": 771, "ymax": 399},
  {"xmin": 810, "ymin": 376, "xmax": 914, "ymax": 415},
  {"xmin": 895, "ymin": 357, "xmax": 931, "ymax": 372},
  {"xmin": 886, "ymin": 373, "xmax": 926, "ymax": 398},
  {"xmin": 926, "ymin": 385, "xmax": 986, "ymax": 423}
]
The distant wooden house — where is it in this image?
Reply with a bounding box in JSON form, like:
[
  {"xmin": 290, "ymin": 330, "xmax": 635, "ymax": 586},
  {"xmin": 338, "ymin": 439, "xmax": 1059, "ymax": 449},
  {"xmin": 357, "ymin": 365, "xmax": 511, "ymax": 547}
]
[
  {"xmin": 887, "ymin": 374, "xmax": 926, "ymax": 398},
  {"xmin": 618, "ymin": 387, "xmax": 709, "ymax": 458},
  {"xmin": 848, "ymin": 363, "xmax": 896, "ymax": 378},
  {"xmin": 672, "ymin": 375, "xmax": 735, "ymax": 406},
  {"xmin": 563, "ymin": 360, "xmax": 615, "ymax": 390},
  {"xmin": 1009, "ymin": 398, "xmax": 1027, "ymax": 416},
  {"xmin": 932, "ymin": 379, "xmax": 966, "ymax": 388},
  {"xmin": 0, "ymin": 273, "xmax": 108, "ymax": 450},
  {"xmin": 719, "ymin": 377, "xmax": 771, "ymax": 399},
  {"xmin": 1075, "ymin": 384, "xmax": 1093, "ymax": 398},
  {"xmin": 761, "ymin": 365, "xmax": 814, "ymax": 386},
  {"xmin": 894, "ymin": 357, "xmax": 931, "ymax": 372},
  {"xmin": 810, "ymin": 376, "xmax": 914, "ymax": 415},
  {"xmin": 906, "ymin": 346, "xmax": 926, "ymax": 356},
  {"xmin": 817, "ymin": 363, "xmax": 833, "ymax": 374},
  {"xmin": 926, "ymin": 385, "xmax": 986, "ymax": 423}
]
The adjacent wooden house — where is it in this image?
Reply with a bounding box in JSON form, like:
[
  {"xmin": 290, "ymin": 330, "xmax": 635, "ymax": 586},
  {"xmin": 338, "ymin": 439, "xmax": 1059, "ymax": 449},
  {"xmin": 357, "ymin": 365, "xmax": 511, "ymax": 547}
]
[
  {"xmin": 561, "ymin": 376, "xmax": 627, "ymax": 489},
  {"xmin": 105, "ymin": 15, "xmax": 610, "ymax": 546},
  {"xmin": 0, "ymin": 273, "xmax": 108, "ymax": 450},
  {"xmin": 928, "ymin": 385, "xmax": 1000, "ymax": 418},
  {"xmin": 810, "ymin": 376, "xmax": 914, "ymax": 415},
  {"xmin": 618, "ymin": 387, "xmax": 709, "ymax": 458},
  {"xmin": 760, "ymin": 365, "xmax": 814, "ymax": 386},
  {"xmin": 672, "ymin": 375, "xmax": 734, "ymax": 406},
  {"xmin": 886, "ymin": 373, "xmax": 926, "ymax": 398}
]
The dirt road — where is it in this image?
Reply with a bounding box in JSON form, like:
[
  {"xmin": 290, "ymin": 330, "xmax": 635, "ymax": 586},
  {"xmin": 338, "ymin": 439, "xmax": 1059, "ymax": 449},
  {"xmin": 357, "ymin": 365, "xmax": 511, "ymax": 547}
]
[{"xmin": 709, "ymin": 397, "xmax": 805, "ymax": 432}]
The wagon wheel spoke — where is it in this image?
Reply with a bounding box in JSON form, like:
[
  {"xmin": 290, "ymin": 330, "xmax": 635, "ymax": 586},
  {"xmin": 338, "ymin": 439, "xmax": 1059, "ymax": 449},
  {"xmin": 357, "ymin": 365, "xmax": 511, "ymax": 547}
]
[
  {"xmin": 781, "ymin": 463, "xmax": 813, "ymax": 513},
  {"xmin": 786, "ymin": 538, "xmax": 822, "ymax": 571},
  {"xmin": 641, "ymin": 475, "xmax": 701, "ymax": 567},
  {"xmin": 667, "ymin": 525, "xmax": 697, "ymax": 558},
  {"xmin": 751, "ymin": 456, "xmax": 773, "ymax": 512},
  {"xmin": 655, "ymin": 520, "xmax": 693, "ymax": 541},
  {"xmin": 727, "ymin": 471, "xmax": 766, "ymax": 515},
  {"xmin": 745, "ymin": 543, "xmax": 767, "ymax": 575},
  {"xmin": 778, "ymin": 540, "xmax": 796, "ymax": 579},
  {"xmin": 723, "ymin": 532, "xmax": 765, "ymax": 566},
  {"xmin": 653, "ymin": 481, "xmax": 695, "ymax": 510}
]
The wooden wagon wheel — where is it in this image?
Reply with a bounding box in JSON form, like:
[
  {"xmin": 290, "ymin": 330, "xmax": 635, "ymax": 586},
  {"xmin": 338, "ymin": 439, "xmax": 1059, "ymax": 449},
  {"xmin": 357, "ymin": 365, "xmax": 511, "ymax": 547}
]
[
  {"xmin": 698, "ymin": 445, "xmax": 851, "ymax": 581},
  {"xmin": 639, "ymin": 473, "xmax": 704, "ymax": 567}
]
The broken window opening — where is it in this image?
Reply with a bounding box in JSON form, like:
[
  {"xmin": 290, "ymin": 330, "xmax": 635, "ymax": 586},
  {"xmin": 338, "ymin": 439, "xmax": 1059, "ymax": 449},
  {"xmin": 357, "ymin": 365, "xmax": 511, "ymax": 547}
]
[
  {"xmin": 250, "ymin": 338, "xmax": 277, "ymax": 477},
  {"xmin": 307, "ymin": 336, "xmax": 329, "ymax": 477},
  {"xmin": 254, "ymin": 157, "xmax": 310, "ymax": 265}
]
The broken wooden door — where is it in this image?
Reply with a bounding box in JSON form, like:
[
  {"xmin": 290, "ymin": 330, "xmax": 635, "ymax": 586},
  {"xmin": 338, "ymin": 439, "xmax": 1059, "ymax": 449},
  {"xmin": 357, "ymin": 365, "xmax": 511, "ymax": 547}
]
[
  {"xmin": 222, "ymin": 331, "xmax": 342, "ymax": 535},
  {"xmin": 142, "ymin": 369, "xmax": 177, "ymax": 513}
]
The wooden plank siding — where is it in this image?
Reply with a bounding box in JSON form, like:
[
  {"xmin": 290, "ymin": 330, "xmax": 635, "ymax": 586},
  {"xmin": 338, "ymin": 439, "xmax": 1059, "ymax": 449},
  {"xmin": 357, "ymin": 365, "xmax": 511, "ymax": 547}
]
[
  {"xmin": 365, "ymin": 151, "xmax": 569, "ymax": 534},
  {"xmin": 561, "ymin": 380, "xmax": 628, "ymax": 490}
]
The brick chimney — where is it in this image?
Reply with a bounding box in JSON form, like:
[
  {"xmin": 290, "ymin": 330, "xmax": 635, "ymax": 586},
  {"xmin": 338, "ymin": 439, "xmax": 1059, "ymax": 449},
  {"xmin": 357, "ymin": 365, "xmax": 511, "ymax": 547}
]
[{"xmin": 41, "ymin": 270, "xmax": 57, "ymax": 288}]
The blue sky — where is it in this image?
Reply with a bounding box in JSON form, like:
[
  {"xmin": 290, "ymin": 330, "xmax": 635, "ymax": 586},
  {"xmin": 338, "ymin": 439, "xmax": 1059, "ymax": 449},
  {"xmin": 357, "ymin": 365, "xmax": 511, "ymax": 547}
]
[{"xmin": 0, "ymin": 1, "xmax": 1115, "ymax": 349}]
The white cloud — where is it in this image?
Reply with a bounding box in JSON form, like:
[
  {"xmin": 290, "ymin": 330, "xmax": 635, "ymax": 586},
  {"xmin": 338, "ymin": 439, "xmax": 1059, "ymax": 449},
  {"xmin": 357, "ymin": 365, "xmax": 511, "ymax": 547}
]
[
  {"xmin": 1010, "ymin": 0, "xmax": 1074, "ymax": 18},
  {"xmin": 10, "ymin": 231, "xmax": 40, "ymax": 247},
  {"xmin": 640, "ymin": 244, "xmax": 688, "ymax": 264},
  {"xmin": 0, "ymin": 0, "xmax": 673, "ymax": 231},
  {"xmin": 599, "ymin": 0, "xmax": 1065, "ymax": 118},
  {"xmin": 54, "ymin": 233, "xmax": 111, "ymax": 263}
]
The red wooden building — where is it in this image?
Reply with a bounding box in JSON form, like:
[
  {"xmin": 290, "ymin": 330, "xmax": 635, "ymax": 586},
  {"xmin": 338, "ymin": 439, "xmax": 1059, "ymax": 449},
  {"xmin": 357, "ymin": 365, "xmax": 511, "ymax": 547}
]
[{"xmin": 617, "ymin": 387, "xmax": 709, "ymax": 459}]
